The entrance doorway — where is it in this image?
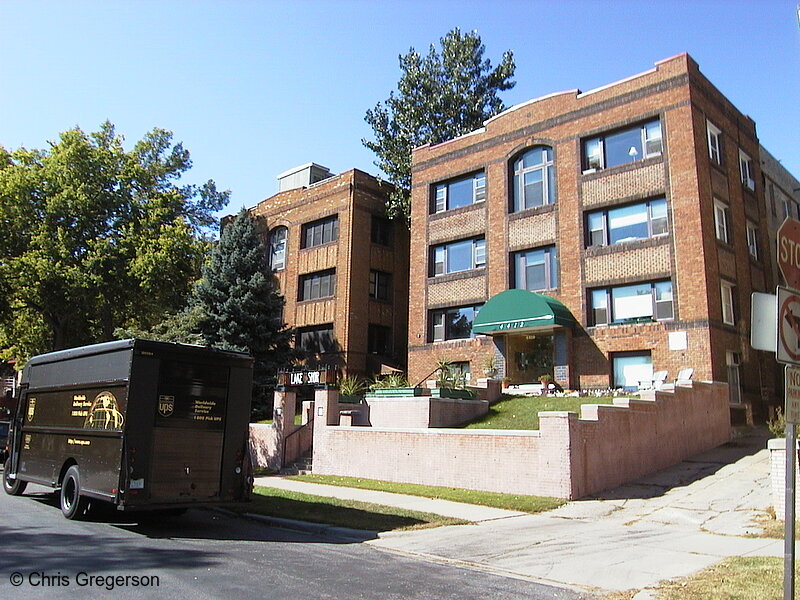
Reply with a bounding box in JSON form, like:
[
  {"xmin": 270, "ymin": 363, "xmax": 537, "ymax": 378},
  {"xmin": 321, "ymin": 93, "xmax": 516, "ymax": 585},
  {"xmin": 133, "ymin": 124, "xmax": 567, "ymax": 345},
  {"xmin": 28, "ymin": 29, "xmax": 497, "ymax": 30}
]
[{"xmin": 505, "ymin": 334, "xmax": 554, "ymax": 385}]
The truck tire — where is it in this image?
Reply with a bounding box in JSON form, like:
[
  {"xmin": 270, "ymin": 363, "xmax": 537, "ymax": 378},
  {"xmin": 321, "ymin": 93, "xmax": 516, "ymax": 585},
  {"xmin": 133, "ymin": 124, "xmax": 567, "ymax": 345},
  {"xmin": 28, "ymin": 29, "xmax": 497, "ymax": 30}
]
[
  {"xmin": 60, "ymin": 465, "xmax": 89, "ymax": 520},
  {"xmin": 3, "ymin": 459, "xmax": 27, "ymax": 496}
]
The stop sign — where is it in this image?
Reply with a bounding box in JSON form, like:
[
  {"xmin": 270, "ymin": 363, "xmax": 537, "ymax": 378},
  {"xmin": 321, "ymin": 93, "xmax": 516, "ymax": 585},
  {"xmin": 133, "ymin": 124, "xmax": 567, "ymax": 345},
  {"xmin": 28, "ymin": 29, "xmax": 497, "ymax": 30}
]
[{"xmin": 778, "ymin": 217, "xmax": 800, "ymax": 291}]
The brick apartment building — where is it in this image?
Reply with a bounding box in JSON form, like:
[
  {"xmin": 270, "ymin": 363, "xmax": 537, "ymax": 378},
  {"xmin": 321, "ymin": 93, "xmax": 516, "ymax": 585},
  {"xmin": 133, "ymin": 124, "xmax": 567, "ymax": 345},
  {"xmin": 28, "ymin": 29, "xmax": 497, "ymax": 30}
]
[
  {"xmin": 248, "ymin": 164, "xmax": 409, "ymax": 376},
  {"xmin": 407, "ymin": 53, "xmax": 798, "ymax": 417}
]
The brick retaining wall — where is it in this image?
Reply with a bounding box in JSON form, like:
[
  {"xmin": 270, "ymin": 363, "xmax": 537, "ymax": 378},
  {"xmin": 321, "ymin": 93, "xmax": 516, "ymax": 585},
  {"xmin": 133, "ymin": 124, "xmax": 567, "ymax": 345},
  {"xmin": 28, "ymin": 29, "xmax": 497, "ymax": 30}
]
[{"xmin": 312, "ymin": 382, "xmax": 731, "ymax": 499}]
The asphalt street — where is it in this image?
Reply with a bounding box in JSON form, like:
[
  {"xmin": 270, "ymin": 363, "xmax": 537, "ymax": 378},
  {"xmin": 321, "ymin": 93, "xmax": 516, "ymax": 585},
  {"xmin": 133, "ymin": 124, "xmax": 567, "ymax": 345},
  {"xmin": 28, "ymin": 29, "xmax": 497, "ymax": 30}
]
[{"xmin": 0, "ymin": 482, "xmax": 594, "ymax": 600}]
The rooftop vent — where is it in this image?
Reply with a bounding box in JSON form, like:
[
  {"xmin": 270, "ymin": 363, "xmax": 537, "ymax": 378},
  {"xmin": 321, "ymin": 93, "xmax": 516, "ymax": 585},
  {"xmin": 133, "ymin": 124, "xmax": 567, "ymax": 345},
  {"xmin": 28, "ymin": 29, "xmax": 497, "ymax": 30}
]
[{"xmin": 277, "ymin": 163, "xmax": 334, "ymax": 192}]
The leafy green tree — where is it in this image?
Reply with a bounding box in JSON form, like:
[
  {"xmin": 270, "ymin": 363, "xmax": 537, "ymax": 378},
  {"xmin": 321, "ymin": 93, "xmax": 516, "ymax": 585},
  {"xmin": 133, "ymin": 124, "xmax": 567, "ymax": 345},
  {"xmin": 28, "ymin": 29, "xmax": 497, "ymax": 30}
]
[
  {"xmin": 193, "ymin": 209, "xmax": 296, "ymax": 419},
  {"xmin": 0, "ymin": 122, "xmax": 228, "ymax": 359},
  {"xmin": 363, "ymin": 28, "xmax": 515, "ymax": 219}
]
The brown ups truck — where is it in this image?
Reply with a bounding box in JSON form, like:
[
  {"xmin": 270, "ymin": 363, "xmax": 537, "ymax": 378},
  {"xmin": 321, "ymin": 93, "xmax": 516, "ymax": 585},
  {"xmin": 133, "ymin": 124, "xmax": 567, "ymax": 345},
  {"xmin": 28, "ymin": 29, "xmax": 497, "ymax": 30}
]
[{"xmin": 2, "ymin": 339, "xmax": 254, "ymax": 519}]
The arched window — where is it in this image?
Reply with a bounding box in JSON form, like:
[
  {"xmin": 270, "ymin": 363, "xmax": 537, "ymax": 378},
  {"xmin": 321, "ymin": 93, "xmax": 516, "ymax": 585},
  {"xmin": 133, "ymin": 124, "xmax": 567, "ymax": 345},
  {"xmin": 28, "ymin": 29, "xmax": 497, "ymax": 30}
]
[
  {"xmin": 268, "ymin": 226, "xmax": 287, "ymax": 271},
  {"xmin": 512, "ymin": 146, "xmax": 555, "ymax": 212}
]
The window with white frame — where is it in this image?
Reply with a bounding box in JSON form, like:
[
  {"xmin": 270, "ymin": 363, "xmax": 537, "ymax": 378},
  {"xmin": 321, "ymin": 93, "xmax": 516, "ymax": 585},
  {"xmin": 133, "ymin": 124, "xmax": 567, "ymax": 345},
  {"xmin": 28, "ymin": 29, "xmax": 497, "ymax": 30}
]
[
  {"xmin": 714, "ymin": 200, "xmax": 730, "ymax": 243},
  {"xmin": 431, "ymin": 237, "xmax": 485, "ymax": 276},
  {"xmin": 739, "ymin": 149, "xmax": 755, "ymax": 191},
  {"xmin": 590, "ymin": 280, "xmax": 674, "ymax": 326},
  {"xmin": 721, "ymin": 282, "xmax": 736, "ymax": 326},
  {"xmin": 586, "ymin": 197, "xmax": 668, "ymax": 247},
  {"xmin": 512, "ymin": 246, "xmax": 558, "ymax": 291},
  {"xmin": 432, "ymin": 171, "xmax": 486, "ymax": 214},
  {"xmin": 268, "ymin": 226, "xmax": 287, "ymax": 271},
  {"xmin": 429, "ymin": 305, "xmax": 482, "ymax": 342},
  {"xmin": 612, "ymin": 351, "xmax": 653, "ymax": 391},
  {"xmin": 746, "ymin": 222, "xmax": 759, "ymax": 259},
  {"xmin": 707, "ymin": 120, "xmax": 722, "ymax": 165},
  {"xmin": 583, "ymin": 119, "xmax": 662, "ymax": 172},
  {"xmin": 512, "ymin": 146, "xmax": 555, "ymax": 211}
]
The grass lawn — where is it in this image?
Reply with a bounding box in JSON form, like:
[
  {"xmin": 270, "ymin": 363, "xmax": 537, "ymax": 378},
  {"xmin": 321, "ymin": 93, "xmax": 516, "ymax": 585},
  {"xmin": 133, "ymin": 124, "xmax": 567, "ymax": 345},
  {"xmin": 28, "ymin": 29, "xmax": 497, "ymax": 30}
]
[
  {"xmin": 463, "ymin": 394, "xmax": 621, "ymax": 430},
  {"xmin": 245, "ymin": 486, "xmax": 468, "ymax": 532},
  {"xmin": 286, "ymin": 474, "xmax": 565, "ymax": 514},
  {"xmin": 651, "ymin": 556, "xmax": 793, "ymax": 600},
  {"xmin": 254, "ymin": 414, "xmax": 303, "ymax": 426}
]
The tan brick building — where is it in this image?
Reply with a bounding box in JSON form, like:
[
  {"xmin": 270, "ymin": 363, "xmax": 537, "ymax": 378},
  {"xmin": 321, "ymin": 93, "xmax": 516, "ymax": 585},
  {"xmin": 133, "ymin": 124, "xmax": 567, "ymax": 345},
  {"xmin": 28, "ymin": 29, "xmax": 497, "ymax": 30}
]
[
  {"xmin": 248, "ymin": 164, "xmax": 409, "ymax": 376},
  {"xmin": 407, "ymin": 53, "xmax": 796, "ymax": 417}
]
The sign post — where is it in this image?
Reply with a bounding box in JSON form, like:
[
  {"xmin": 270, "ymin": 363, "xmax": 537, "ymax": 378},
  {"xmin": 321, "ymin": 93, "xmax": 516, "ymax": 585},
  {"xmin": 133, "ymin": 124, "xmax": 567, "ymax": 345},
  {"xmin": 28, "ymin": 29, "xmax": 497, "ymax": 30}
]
[{"xmin": 777, "ymin": 217, "xmax": 800, "ymax": 600}]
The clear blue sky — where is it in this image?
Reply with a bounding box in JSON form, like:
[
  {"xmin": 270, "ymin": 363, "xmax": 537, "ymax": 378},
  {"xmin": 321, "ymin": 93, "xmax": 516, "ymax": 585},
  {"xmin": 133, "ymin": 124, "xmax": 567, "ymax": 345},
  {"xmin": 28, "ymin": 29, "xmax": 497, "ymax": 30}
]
[{"xmin": 1, "ymin": 1, "xmax": 799, "ymax": 221}]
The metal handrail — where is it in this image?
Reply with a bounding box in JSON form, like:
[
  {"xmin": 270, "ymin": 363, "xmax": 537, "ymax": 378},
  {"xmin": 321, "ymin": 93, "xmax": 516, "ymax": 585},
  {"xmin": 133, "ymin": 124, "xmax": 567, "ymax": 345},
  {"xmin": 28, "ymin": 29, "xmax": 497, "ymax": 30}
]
[{"xmin": 281, "ymin": 414, "xmax": 314, "ymax": 469}]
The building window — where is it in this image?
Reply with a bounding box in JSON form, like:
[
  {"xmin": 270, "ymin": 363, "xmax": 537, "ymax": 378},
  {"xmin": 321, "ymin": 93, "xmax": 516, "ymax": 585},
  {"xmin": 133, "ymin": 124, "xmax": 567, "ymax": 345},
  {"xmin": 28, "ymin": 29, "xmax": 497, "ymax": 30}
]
[
  {"xmin": 721, "ymin": 282, "xmax": 736, "ymax": 326},
  {"xmin": 431, "ymin": 237, "xmax": 485, "ymax": 276},
  {"xmin": 590, "ymin": 280, "xmax": 674, "ymax": 326},
  {"xmin": 612, "ymin": 351, "xmax": 653, "ymax": 391},
  {"xmin": 583, "ymin": 120, "xmax": 662, "ymax": 172},
  {"xmin": 450, "ymin": 361, "xmax": 471, "ymax": 384},
  {"xmin": 429, "ymin": 305, "xmax": 482, "ymax": 342},
  {"xmin": 707, "ymin": 120, "xmax": 722, "ymax": 165},
  {"xmin": 296, "ymin": 325, "xmax": 336, "ymax": 354},
  {"xmin": 299, "ymin": 269, "xmax": 336, "ymax": 301},
  {"xmin": 369, "ymin": 270, "xmax": 391, "ymax": 301},
  {"xmin": 739, "ymin": 150, "xmax": 755, "ymax": 191},
  {"xmin": 301, "ymin": 215, "xmax": 339, "ymax": 249},
  {"xmin": 512, "ymin": 246, "xmax": 558, "ymax": 291},
  {"xmin": 371, "ymin": 216, "xmax": 393, "ymax": 247},
  {"xmin": 586, "ymin": 198, "xmax": 668, "ymax": 247},
  {"xmin": 512, "ymin": 146, "xmax": 555, "ymax": 212},
  {"xmin": 268, "ymin": 226, "xmax": 288, "ymax": 271},
  {"xmin": 746, "ymin": 222, "xmax": 759, "ymax": 259},
  {"xmin": 714, "ymin": 200, "xmax": 730, "ymax": 243},
  {"xmin": 367, "ymin": 324, "xmax": 391, "ymax": 355},
  {"xmin": 432, "ymin": 171, "xmax": 486, "ymax": 213}
]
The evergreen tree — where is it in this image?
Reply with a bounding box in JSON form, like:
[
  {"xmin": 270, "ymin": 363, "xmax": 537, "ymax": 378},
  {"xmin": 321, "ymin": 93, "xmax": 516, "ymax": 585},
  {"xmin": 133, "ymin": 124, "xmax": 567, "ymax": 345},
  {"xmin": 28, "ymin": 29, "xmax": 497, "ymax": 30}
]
[
  {"xmin": 363, "ymin": 28, "xmax": 515, "ymax": 220},
  {"xmin": 194, "ymin": 209, "xmax": 295, "ymax": 419}
]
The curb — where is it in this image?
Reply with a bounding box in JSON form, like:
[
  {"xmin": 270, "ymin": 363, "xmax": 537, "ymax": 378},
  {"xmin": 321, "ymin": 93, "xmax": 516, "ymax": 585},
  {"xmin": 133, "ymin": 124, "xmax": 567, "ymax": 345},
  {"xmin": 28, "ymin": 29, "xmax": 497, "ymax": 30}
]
[{"xmin": 212, "ymin": 506, "xmax": 376, "ymax": 542}]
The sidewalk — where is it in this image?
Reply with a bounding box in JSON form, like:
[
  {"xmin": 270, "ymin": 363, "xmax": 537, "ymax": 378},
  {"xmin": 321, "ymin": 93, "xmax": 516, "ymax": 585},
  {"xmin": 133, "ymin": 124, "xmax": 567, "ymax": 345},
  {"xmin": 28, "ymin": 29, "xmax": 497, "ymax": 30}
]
[{"xmin": 256, "ymin": 427, "xmax": 784, "ymax": 595}]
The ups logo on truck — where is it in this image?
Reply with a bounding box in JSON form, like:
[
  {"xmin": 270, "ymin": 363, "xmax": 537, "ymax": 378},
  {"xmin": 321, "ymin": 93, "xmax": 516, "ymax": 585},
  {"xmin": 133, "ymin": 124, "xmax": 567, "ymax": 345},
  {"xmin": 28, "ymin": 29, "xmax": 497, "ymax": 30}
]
[{"xmin": 158, "ymin": 395, "xmax": 175, "ymax": 418}]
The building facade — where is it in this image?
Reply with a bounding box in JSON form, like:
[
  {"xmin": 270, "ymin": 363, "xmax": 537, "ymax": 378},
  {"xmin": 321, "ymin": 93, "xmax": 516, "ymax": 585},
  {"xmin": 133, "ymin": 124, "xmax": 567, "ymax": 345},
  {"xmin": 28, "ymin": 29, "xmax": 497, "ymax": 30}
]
[
  {"xmin": 249, "ymin": 164, "xmax": 409, "ymax": 376},
  {"xmin": 407, "ymin": 53, "xmax": 793, "ymax": 417}
]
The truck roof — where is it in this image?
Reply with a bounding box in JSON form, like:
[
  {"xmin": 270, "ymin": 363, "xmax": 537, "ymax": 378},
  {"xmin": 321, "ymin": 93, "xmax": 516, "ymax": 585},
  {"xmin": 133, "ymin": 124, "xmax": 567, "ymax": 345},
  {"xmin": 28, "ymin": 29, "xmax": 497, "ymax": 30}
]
[
  {"xmin": 23, "ymin": 339, "xmax": 253, "ymax": 389},
  {"xmin": 26, "ymin": 339, "xmax": 251, "ymax": 367}
]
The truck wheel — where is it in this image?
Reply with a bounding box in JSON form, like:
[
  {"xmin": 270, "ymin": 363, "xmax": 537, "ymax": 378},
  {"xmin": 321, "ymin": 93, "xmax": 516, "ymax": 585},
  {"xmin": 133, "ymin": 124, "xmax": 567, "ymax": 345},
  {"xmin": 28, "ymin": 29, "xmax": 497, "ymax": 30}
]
[
  {"xmin": 3, "ymin": 459, "xmax": 27, "ymax": 496},
  {"xmin": 60, "ymin": 465, "xmax": 89, "ymax": 520}
]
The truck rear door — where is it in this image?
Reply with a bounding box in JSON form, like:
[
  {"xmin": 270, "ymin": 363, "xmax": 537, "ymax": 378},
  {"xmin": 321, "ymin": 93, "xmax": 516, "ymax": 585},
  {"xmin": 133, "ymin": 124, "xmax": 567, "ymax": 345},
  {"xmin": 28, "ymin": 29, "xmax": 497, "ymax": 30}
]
[{"xmin": 149, "ymin": 360, "xmax": 229, "ymax": 502}]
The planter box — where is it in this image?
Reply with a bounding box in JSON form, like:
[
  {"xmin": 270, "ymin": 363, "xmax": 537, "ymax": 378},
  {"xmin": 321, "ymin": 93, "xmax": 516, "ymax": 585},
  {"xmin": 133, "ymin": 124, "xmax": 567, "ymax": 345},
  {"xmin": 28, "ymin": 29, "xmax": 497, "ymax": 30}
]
[
  {"xmin": 338, "ymin": 394, "xmax": 364, "ymax": 404},
  {"xmin": 430, "ymin": 388, "xmax": 476, "ymax": 399},
  {"xmin": 366, "ymin": 387, "xmax": 429, "ymax": 398}
]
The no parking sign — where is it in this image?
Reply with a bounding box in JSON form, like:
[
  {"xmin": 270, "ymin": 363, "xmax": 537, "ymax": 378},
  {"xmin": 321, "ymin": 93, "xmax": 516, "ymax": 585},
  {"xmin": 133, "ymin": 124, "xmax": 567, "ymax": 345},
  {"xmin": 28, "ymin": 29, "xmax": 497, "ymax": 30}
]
[{"xmin": 778, "ymin": 286, "xmax": 800, "ymax": 365}]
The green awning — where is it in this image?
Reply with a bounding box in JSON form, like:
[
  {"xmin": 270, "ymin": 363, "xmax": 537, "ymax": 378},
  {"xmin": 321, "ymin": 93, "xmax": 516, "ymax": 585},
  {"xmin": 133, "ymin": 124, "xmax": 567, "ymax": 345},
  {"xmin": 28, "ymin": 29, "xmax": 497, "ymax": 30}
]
[{"xmin": 472, "ymin": 289, "xmax": 575, "ymax": 335}]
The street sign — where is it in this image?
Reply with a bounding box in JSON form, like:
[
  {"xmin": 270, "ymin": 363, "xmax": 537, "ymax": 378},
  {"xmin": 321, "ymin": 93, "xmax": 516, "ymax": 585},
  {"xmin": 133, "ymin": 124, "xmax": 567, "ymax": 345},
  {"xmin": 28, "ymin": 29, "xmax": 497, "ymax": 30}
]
[
  {"xmin": 777, "ymin": 217, "xmax": 800, "ymax": 290},
  {"xmin": 751, "ymin": 292, "xmax": 777, "ymax": 352},
  {"xmin": 786, "ymin": 365, "xmax": 800, "ymax": 424},
  {"xmin": 778, "ymin": 287, "xmax": 800, "ymax": 365}
]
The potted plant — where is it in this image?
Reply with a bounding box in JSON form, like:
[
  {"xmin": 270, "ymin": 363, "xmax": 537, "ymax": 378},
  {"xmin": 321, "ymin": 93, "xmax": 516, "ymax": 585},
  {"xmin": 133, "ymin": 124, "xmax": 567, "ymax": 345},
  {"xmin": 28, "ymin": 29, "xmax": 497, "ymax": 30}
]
[
  {"xmin": 337, "ymin": 374, "xmax": 367, "ymax": 403},
  {"xmin": 538, "ymin": 373, "xmax": 553, "ymax": 395},
  {"xmin": 367, "ymin": 373, "xmax": 428, "ymax": 397},
  {"xmin": 431, "ymin": 359, "xmax": 475, "ymax": 399}
]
